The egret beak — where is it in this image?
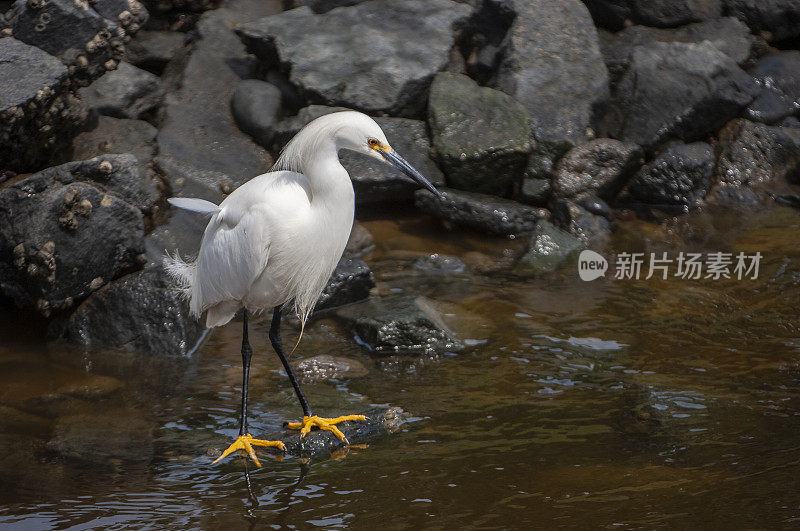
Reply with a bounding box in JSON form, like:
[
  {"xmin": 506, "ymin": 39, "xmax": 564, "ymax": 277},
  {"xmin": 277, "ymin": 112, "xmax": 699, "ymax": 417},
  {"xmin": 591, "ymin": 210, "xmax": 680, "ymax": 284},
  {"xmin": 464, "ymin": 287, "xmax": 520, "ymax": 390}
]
[{"xmin": 381, "ymin": 149, "xmax": 445, "ymax": 200}]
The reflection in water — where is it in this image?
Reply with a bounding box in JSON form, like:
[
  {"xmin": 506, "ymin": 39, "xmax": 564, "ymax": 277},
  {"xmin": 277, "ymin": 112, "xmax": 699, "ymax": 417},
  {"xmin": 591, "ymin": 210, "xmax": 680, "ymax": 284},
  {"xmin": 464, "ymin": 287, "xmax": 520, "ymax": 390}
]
[{"xmin": 1, "ymin": 205, "xmax": 800, "ymax": 527}]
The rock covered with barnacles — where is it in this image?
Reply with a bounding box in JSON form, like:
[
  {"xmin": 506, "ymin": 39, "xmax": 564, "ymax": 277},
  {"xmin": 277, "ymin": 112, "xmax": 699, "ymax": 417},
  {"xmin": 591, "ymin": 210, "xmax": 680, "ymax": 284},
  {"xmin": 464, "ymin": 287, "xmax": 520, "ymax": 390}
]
[
  {"xmin": 0, "ymin": 156, "xmax": 148, "ymax": 315},
  {"xmin": 0, "ymin": 37, "xmax": 86, "ymax": 173}
]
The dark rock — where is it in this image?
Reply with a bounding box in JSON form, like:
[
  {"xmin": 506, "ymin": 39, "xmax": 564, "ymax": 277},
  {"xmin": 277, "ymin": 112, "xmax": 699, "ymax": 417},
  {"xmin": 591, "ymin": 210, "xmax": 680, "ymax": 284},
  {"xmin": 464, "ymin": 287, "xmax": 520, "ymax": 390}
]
[
  {"xmin": 428, "ymin": 72, "xmax": 530, "ymax": 195},
  {"xmin": 714, "ymin": 119, "xmax": 800, "ymax": 188},
  {"xmin": 6, "ymin": 0, "xmax": 126, "ymax": 86},
  {"xmin": 79, "ymin": 61, "xmax": 164, "ymax": 119},
  {"xmin": 723, "ymin": 0, "xmax": 800, "ymax": 43},
  {"xmin": 340, "ymin": 117, "xmax": 446, "ymax": 204},
  {"xmin": 91, "ymin": 0, "xmax": 148, "ymax": 37},
  {"xmin": 124, "ymin": 29, "xmax": 187, "ymax": 75},
  {"xmin": 518, "ymin": 177, "xmax": 552, "ymax": 206},
  {"xmin": 231, "ymin": 79, "xmax": 282, "ymax": 147},
  {"xmin": 287, "ymin": 0, "xmax": 369, "ymax": 13},
  {"xmin": 291, "ymin": 354, "xmax": 369, "ymax": 381},
  {"xmin": 344, "ymin": 222, "xmax": 374, "ymax": 258},
  {"xmin": 628, "ymin": 142, "xmax": 714, "ymax": 207},
  {"xmin": 600, "ymin": 17, "xmax": 754, "ymax": 85},
  {"xmin": 59, "ymin": 265, "xmax": 205, "ymax": 357},
  {"xmin": 141, "ymin": 0, "xmax": 216, "ymax": 14},
  {"xmin": 237, "ymin": 0, "xmax": 471, "ymax": 116},
  {"xmin": 0, "ymin": 37, "xmax": 85, "ymax": 173},
  {"xmin": 315, "ymin": 258, "xmax": 375, "ymax": 312},
  {"xmin": 71, "ymin": 116, "xmax": 158, "ymax": 182},
  {"xmin": 744, "ymin": 87, "xmax": 798, "ymax": 125},
  {"xmin": 584, "ymin": 0, "xmax": 721, "ymax": 30},
  {"xmin": 551, "ymin": 198, "xmax": 615, "ymax": 244},
  {"xmin": 552, "ymin": 139, "xmax": 643, "ymax": 200},
  {"xmin": 413, "ymin": 254, "xmax": 466, "ymax": 273},
  {"xmin": 157, "ymin": 5, "xmax": 273, "ymax": 204},
  {"xmin": 514, "ymin": 220, "xmax": 584, "ymax": 275},
  {"xmin": 415, "ymin": 188, "xmax": 542, "ymax": 237},
  {"xmin": 606, "ymin": 41, "xmax": 759, "ymax": 150},
  {"xmin": 47, "ymin": 411, "xmax": 153, "ymax": 464},
  {"xmin": 0, "ymin": 157, "xmax": 146, "ymax": 315},
  {"xmin": 750, "ymin": 52, "xmax": 800, "ymax": 110},
  {"xmin": 335, "ymin": 295, "xmax": 464, "ymax": 355},
  {"xmin": 493, "ymin": 0, "xmax": 609, "ymax": 147}
]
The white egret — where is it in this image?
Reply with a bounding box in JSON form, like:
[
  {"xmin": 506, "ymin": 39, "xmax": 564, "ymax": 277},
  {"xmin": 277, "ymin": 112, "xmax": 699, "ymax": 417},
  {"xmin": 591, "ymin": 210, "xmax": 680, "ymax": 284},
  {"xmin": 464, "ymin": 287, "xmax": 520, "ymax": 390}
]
[{"xmin": 165, "ymin": 110, "xmax": 443, "ymax": 466}]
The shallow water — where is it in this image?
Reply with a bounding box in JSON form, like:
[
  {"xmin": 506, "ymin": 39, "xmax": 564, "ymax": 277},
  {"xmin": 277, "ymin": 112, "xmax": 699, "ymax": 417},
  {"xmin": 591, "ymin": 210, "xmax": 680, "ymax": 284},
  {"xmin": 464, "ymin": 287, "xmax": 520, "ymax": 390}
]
[{"xmin": 1, "ymin": 204, "xmax": 799, "ymax": 529}]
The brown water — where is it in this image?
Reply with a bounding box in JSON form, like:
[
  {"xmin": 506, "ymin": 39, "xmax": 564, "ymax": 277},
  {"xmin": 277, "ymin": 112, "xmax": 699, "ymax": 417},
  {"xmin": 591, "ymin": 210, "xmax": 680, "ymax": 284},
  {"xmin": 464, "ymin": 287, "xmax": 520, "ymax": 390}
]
[{"xmin": 1, "ymin": 204, "xmax": 799, "ymax": 529}]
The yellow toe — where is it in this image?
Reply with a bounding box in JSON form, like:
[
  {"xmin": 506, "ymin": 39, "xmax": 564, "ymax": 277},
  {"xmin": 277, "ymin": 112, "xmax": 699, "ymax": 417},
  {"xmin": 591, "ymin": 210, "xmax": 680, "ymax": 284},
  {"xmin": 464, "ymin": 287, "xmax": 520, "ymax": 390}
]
[
  {"xmin": 212, "ymin": 434, "xmax": 286, "ymax": 467},
  {"xmin": 286, "ymin": 414, "xmax": 367, "ymax": 443}
]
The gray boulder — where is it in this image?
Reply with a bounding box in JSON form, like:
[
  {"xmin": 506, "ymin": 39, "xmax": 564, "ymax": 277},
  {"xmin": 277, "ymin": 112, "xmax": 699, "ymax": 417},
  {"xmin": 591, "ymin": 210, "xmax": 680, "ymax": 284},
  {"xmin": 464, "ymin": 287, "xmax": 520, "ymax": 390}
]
[
  {"xmin": 552, "ymin": 139, "xmax": 643, "ymax": 200},
  {"xmin": 514, "ymin": 220, "xmax": 584, "ymax": 275},
  {"xmin": 628, "ymin": 142, "xmax": 714, "ymax": 207},
  {"xmin": 606, "ymin": 41, "xmax": 759, "ymax": 150},
  {"xmin": 231, "ymin": 79, "xmax": 282, "ymax": 147},
  {"xmin": 415, "ymin": 188, "xmax": 542, "ymax": 236},
  {"xmin": 493, "ymin": 0, "xmax": 609, "ymax": 148},
  {"xmin": 59, "ymin": 265, "xmax": 205, "ymax": 357},
  {"xmin": 428, "ymin": 72, "xmax": 531, "ymax": 195},
  {"xmin": 236, "ymin": 0, "xmax": 471, "ymax": 116},
  {"xmin": 0, "ymin": 37, "xmax": 85, "ymax": 173},
  {"xmin": 723, "ymin": 0, "xmax": 800, "ymax": 43},
  {"xmin": 79, "ymin": 61, "xmax": 164, "ymax": 119},
  {"xmin": 335, "ymin": 295, "xmax": 464, "ymax": 356},
  {"xmin": 315, "ymin": 258, "xmax": 375, "ymax": 312},
  {"xmin": 5, "ymin": 0, "xmax": 126, "ymax": 86},
  {"xmin": 124, "ymin": 30, "xmax": 187, "ymax": 75},
  {"xmin": 0, "ymin": 157, "xmax": 146, "ymax": 315}
]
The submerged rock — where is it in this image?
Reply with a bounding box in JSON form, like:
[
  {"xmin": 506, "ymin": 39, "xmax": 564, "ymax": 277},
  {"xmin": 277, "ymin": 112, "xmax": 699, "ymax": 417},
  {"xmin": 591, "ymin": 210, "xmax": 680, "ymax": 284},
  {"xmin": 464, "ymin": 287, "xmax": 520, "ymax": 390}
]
[
  {"xmin": 415, "ymin": 188, "xmax": 542, "ymax": 237},
  {"xmin": 628, "ymin": 142, "xmax": 714, "ymax": 207},
  {"xmin": 231, "ymin": 79, "xmax": 282, "ymax": 148},
  {"xmin": 413, "ymin": 254, "xmax": 467, "ymax": 274},
  {"xmin": 335, "ymin": 295, "xmax": 464, "ymax": 355},
  {"xmin": 552, "ymin": 139, "xmax": 643, "ymax": 201},
  {"xmin": 514, "ymin": 220, "xmax": 584, "ymax": 275},
  {"xmin": 493, "ymin": 0, "xmax": 608, "ymax": 147},
  {"xmin": 237, "ymin": 0, "xmax": 471, "ymax": 116},
  {"xmin": 606, "ymin": 41, "xmax": 758, "ymax": 150},
  {"xmin": 0, "ymin": 157, "xmax": 146, "ymax": 315},
  {"xmin": 79, "ymin": 61, "xmax": 164, "ymax": 120},
  {"xmin": 428, "ymin": 72, "xmax": 530, "ymax": 195},
  {"xmin": 291, "ymin": 354, "xmax": 369, "ymax": 382},
  {"xmin": 47, "ymin": 411, "xmax": 154, "ymax": 464},
  {"xmin": 315, "ymin": 258, "xmax": 375, "ymax": 312},
  {"xmin": 0, "ymin": 37, "xmax": 85, "ymax": 173}
]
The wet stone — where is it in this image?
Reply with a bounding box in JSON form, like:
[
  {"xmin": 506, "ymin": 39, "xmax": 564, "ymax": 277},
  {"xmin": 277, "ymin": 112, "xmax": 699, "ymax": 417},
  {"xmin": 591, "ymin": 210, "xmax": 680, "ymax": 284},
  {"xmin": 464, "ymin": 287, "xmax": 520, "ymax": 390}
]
[
  {"xmin": 291, "ymin": 354, "xmax": 369, "ymax": 382},
  {"xmin": 315, "ymin": 257, "xmax": 375, "ymax": 312},
  {"xmin": 514, "ymin": 220, "xmax": 584, "ymax": 276},
  {"xmin": 551, "ymin": 198, "xmax": 615, "ymax": 245},
  {"xmin": 413, "ymin": 254, "xmax": 467, "ymax": 274},
  {"xmin": 344, "ymin": 222, "xmax": 375, "ymax": 258},
  {"xmin": 79, "ymin": 61, "xmax": 164, "ymax": 120},
  {"xmin": 552, "ymin": 139, "xmax": 643, "ymax": 201},
  {"xmin": 47, "ymin": 412, "xmax": 154, "ymax": 464},
  {"xmin": 518, "ymin": 177, "xmax": 552, "ymax": 206},
  {"xmin": 628, "ymin": 142, "xmax": 715, "ymax": 207}
]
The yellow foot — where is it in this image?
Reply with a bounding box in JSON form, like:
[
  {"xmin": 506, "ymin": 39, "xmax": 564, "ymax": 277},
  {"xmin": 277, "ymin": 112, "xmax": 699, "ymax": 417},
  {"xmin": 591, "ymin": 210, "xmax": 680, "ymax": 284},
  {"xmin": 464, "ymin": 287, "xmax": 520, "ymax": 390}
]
[
  {"xmin": 286, "ymin": 414, "xmax": 367, "ymax": 444},
  {"xmin": 212, "ymin": 434, "xmax": 286, "ymax": 467}
]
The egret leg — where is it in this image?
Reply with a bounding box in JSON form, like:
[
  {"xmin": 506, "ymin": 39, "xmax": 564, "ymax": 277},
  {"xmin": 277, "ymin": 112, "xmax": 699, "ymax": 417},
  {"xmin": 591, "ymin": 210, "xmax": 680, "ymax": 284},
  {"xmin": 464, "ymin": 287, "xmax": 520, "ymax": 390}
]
[
  {"xmin": 213, "ymin": 308, "xmax": 286, "ymax": 467},
  {"xmin": 270, "ymin": 305, "xmax": 366, "ymax": 443}
]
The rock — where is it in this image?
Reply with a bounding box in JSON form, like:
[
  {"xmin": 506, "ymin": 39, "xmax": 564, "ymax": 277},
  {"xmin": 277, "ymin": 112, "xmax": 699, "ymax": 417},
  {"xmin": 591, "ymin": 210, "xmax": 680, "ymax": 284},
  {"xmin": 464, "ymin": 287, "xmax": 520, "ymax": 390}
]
[
  {"xmin": 231, "ymin": 79, "xmax": 282, "ymax": 147},
  {"xmin": 291, "ymin": 354, "xmax": 369, "ymax": 381},
  {"xmin": 237, "ymin": 0, "xmax": 471, "ymax": 116},
  {"xmin": 58, "ymin": 265, "xmax": 206, "ymax": 357},
  {"xmin": 344, "ymin": 222, "xmax": 374, "ymax": 258},
  {"xmin": 141, "ymin": 0, "xmax": 216, "ymax": 14},
  {"xmin": 288, "ymin": 0, "xmax": 369, "ymax": 13},
  {"xmin": 335, "ymin": 295, "xmax": 464, "ymax": 355},
  {"xmin": 71, "ymin": 116, "xmax": 158, "ymax": 182},
  {"xmin": 79, "ymin": 61, "xmax": 164, "ymax": 119},
  {"xmin": 514, "ymin": 220, "xmax": 583, "ymax": 275},
  {"xmin": 584, "ymin": 0, "xmax": 721, "ymax": 30},
  {"xmin": 0, "ymin": 37, "xmax": 85, "ymax": 173},
  {"xmin": 413, "ymin": 254, "xmax": 466, "ymax": 273},
  {"xmin": 493, "ymin": 0, "xmax": 609, "ymax": 147},
  {"xmin": 340, "ymin": 117, "xmax": 446, "ymax": 204},
  {"xmin": 628, "ymin": 142, "xmax": 715, "ymax": 207},
  {"xmin": 552, "ymin": 139, "xmax": 643, "ymax": 200},
  {"xmin": 415, "ymin": 188, "xmax": 542, "ymax": 237},
  {"xmin": 47, "ymin": 411, "xmax": 153, "ymax": 464},
  {"xmin": 749, "ymin": 52, "xmax": 800, "ymax": 111},
  {"xmin": 427, "ymin": 72, "xmax": 530, "ymax": 195},
  {"xmin": 5, "ymin": 0, "xmax": 126, "ymax": 86},
  {"xmin": 315, "ymin": 257, "xmax": 375, "ymax": 312},
  {"xmin": 600, "ymin": 18, "xmax": 754, "ymax": 85},
  {"xmin": 551, "ymin": 198, "xmax": 615, "ymax": 244},
  {"xmin": 518, "ymin": 177, "xmax": 552, "ymax": 206},
  {"xmin": 713, "ymin": 119, "xmax": 800, "ymax": 189},
  {"xmin": 606, "ymin": 41, "xmax": 759, "ymax": 150},
  {"xmin": 91, "ymin": 0, "xmax": 148, "ymax": 37},
  {"xmin": 0, "ymin": 157, "xmax": 146, "ymax": 315},
  {"xmin": 157, "ymin": 4, "xmax": 274, "ymax": 204},
  {"xmin": 723, "ymin": 0, "xmax": 800, "ymax": 43},
  {"xmin": 124, "ymin": 29, "xmax": 187, "ymax": 75}
]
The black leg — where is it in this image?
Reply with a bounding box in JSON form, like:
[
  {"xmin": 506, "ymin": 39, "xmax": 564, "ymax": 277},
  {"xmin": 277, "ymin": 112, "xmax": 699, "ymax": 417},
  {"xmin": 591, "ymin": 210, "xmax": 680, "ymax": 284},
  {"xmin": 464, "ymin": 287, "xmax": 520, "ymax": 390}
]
[
  {"xmin": 239, "ymin": 307, "xmax": 253, "ymax": 436},
  {"xmin": 269, "ymin": 305, "xmax": 313, "ymax": 417}
]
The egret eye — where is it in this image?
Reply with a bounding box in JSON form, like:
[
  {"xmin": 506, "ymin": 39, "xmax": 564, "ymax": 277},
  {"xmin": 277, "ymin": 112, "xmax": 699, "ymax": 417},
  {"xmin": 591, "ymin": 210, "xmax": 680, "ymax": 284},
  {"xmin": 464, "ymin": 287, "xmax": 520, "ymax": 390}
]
[{"xmin": 368, "ymin": 138, "xmax": 380, "ymax": 149}]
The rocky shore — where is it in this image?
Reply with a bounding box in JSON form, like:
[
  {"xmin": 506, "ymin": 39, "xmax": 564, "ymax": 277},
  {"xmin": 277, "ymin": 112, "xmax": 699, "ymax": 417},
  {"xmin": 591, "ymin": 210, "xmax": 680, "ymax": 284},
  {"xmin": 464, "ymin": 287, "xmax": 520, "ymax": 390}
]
[{"xmin": 1, "ymin": 0, "xmax": 799, "ymax": 359}]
